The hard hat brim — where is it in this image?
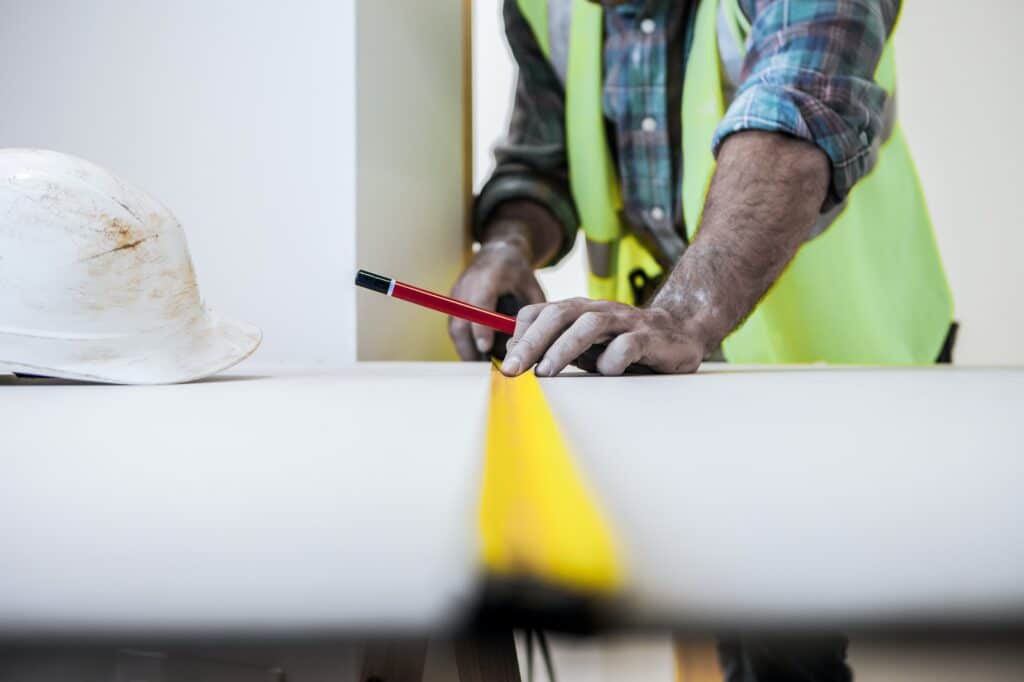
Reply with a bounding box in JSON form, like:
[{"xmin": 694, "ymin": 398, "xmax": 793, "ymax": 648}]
[{"xmin": 0, "ymin": 309, "xmax": 262, "ymax": 385}]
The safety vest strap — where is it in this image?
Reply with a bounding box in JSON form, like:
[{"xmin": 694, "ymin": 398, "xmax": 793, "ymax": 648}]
[
  {"xmin": 566, "ymin": 0, "xmax": 623, "ymax": 246},
  {"xmin": 519, "ymin": 0, "xmax": 628, "ymax": 301},
  {"xmin": 517, "ymin": 0, "xmax": 550, "ymax": 56},
  {"xmin": 681, "ymin": 0, "xmax": 725, "ymax": 241}
]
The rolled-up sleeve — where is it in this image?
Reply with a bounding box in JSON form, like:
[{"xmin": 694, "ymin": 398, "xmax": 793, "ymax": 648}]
[
  {"xmin": 711, "ymin": 0, "xmax": 902, "ymax": 205},
  {"xmin": 473, "ymin": 0, "xmax": 579, "ymax": 266}
]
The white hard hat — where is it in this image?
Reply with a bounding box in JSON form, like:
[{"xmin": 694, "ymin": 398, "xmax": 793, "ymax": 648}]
[{"xmin": 0, "ymin": 149, "xmax": 261, "ymax": 384}]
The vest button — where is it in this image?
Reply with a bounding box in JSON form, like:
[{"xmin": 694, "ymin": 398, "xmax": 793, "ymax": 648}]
[
  {"xmin": 640, "ymin": 18, "xmax": 656, "ymax": 35},
  {"xmin": 641, "ymin": 117, "xmax": 657, "ymax": 133},
  {"xmin": 649, "ymin": 206, "xmax": 666, "ymax": 222}
]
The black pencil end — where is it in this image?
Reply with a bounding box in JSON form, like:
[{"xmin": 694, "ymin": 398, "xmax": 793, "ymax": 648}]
[{"xmin": 355, "ymin": 269, "xmax": 392, "ymax": 294}]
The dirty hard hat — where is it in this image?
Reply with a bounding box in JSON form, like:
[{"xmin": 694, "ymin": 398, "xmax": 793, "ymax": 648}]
[{"xmin": 0, "ymin": 149, "xmax": 261, "ymax": 384}]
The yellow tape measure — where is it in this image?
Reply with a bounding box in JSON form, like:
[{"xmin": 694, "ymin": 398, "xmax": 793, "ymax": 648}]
[
  {"xmin": 477, "ymin": 363, "xmax": 722, "ymax": 682},
  {"xmin": 478, "ymin": 363, "xmax": 623, "ymax": 593}
]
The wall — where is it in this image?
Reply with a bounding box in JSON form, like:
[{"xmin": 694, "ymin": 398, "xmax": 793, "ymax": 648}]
[
  {"xmin": 0, "ymin": 0, "xmax": 358, "ymax": 366},
  {"xmin": 895, "ymin": 0, "xmax": 1024, "ymax": 365},
  {"xmin": 474, "ymin": 0, "xmax": 1024, "ymax": 365},
  {"xmin": 356, "ymin": 0, "xmax": 470, "ymax": 361},
  {"xmin": 0, "ymin": 0, "xmax": 473, "ymax": 366}
]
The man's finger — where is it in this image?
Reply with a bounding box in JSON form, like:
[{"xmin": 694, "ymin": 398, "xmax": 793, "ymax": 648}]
[
  {"xmin": 508, "ymin": 302, "xmax": 547, "ymax": 341},
  {"xmin": 497, "ymin": 284, "xmax": 544, "ymax": 356},
  {"xmin": 504, "ymin": 301, "xmax": 547, "ymax": 357},
  {"xmin": 450, "ymin": 278, "xmax": 498, "ymax": 359},
  {"xmin": 637, "ymin": 335, "xmax": 704, "ymax": 375},
  {"xmin": 595, "ymin": 331, "xmax": 646, "ymax": 376},
  {"xmin": 471, "ymin": 323, "xmax": 494, "ymax": 355},
  {"xmin": 503, "ymin": 301, "xmax": 584, "ymax": 376},
  {"xmin": 535, "ymin": 311, "xmax": 621, "ymax": 376},
  {"xmin": 448, "ymin": 318, "xmax": 479, "ymax": 361},
  {"xmin": 646, "ymin": 346, "xmax": 703, "ymax": 375}
]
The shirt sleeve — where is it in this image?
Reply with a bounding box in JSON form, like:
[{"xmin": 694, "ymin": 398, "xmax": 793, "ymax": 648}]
[
  {"xmin": 473, "ymin": 0, "xmax": 579, "ymax": 266},
  {"xmin": 712, "ymin": 0, "xmax": 902, "ymax": 206}
]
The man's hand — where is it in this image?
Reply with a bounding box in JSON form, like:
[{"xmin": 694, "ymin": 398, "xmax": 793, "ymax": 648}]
[
  {"xmin": 501, "ymin": 298, "xmax": 709, "ymax": 377},
  {"xmin": 450, "ymin": 201, "xmax": 564, "ymax": 360},
  {"xmin": 448, "ymin": 239, "xmax": 545, "ymax": 359},
  {"xmin": 499, "ymin": 131, "xmax": 831, "ymax": 377}
]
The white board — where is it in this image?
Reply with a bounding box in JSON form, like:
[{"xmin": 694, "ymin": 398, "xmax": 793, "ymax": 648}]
[
  {"xmin": 2, "ymin": 365, "xmax": 1023, "ymax": 636},
  {"xmin": 0, "ymin": 365, "xmax": 490, "ymax": 636},
  {"xmin": 544, "ymin": 365, "xmax": 1024, "ymax": 627},
  {"xmin": 355, "ymin": 1, "xmax": 470, "ymax": 362}
]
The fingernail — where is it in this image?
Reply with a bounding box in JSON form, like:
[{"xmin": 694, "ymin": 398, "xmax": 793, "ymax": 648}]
[
  {"xmin": 476, "ymin": 337, "xmax": 490, "ymax": 353},
  {"xmin": 535, "ymin": 360, "xmax": 551, "ymax": 376},
  {"xmin": 502, "ymin": 357, "xmax": 521, "ymax": 375}
]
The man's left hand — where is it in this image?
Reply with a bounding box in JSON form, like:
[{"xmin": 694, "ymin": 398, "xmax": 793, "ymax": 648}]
[{"xmin": 500, "ymin": 298, "xmax": 709, "ymax": 377}]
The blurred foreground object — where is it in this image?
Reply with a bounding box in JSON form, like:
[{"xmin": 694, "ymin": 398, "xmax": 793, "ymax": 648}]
[
  {"xmin": 0, "ymin": 149, "xmax": 260, "ymax": 384},
  {"xmin": 2, "ymin": 364, "xmax": 1022, "ymax": 638}
]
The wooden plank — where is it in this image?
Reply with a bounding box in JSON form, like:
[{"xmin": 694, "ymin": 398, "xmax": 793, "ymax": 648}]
[
  {"xmin": 453, "ymin": 634, "xmax": 521, "ymax": 682},
  {"xmin": 674, "ymin": 640, "xmax": 723, "ymax": 682},
  {"xmin": 360, "ymin": 641, "xmax": 427, "ymax": 682}
]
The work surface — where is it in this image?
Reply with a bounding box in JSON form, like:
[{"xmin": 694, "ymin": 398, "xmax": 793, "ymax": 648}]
[{"xmin": 1, "ymin": 363, "xmax": 1022, "ymax": 638}]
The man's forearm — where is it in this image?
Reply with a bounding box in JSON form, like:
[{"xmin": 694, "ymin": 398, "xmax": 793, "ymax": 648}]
[
  {"xmin": 479, "ymin": 201, "xmax": 564, "ymax": 268},
  {"xmin": 652, "ymin": 131, "xmax": 831, "ymax": 352},
  {"xmin": 498, "ymin": 130, "xmax": 831, "ymax": 377}
]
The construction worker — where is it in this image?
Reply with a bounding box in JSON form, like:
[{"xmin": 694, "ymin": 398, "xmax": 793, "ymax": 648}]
[
  {"xmin": 450, "ymin": 0, "xmax": 954, "ymax": 379},
  {"xmin": 450, "ymin": 0, "xmax": 955, "ymax": 679}
]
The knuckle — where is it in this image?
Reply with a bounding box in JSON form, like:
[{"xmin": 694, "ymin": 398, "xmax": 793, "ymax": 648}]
[
  {"xmin": 514, "ymin": 336, "xmax": 539, "ymax": 355},
  {"xmin": 545, "ymin": 304, "xmax": 577, "ymax": 326},
  {"xmin": 577, "ymin": 311, "xmax": 606, "ymax": 332},
  {"xmin": 468, "ymin": 292, "xmax": 497, "ymax": 309},
  {"xmin": 620, "ymin": 333, "xmax": 643, "ymax": 355},
  {"xmin": 517, "ymin": 302, "xmax": 545, "ymax": 322}
]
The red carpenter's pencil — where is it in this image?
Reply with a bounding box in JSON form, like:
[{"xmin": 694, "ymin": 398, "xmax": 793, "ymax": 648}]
[{"xmin": 355, "ymin": 269, "xmax": 516, "ymax": 335}]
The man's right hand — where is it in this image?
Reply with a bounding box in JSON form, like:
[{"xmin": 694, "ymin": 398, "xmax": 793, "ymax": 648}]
[{"xmin": 448, "ymin": 239, "xmax": 546, "ymax": 360}]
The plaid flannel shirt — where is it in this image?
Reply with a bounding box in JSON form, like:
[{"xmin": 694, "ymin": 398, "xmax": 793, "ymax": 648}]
[{"xmin": 474, "ymin": 0, "xmax": 902, "ymax": 266}]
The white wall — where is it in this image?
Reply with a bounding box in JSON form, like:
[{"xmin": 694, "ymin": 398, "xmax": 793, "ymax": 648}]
[
  {"xmin": 0, "ymin": 0, "xmax": 357, "ymax": 367},
  {"xmin": 473, "ymin": 0, "xmax": 1024, "ymax": 365},
  {"xmin": 895, "ymin": 0, "xmax": 1024, "ymax": 365}
]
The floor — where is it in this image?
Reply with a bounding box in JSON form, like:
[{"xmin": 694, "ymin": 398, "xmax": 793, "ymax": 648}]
[{"xmin": 4, "ymin": 637, "xmax": 1023, "ymax": 681}]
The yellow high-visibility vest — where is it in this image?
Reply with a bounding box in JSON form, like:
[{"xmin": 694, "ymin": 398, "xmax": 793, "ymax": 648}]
[{"xmin": 516, "ymin": 0, "xmax": 954, "ymax": 363}]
